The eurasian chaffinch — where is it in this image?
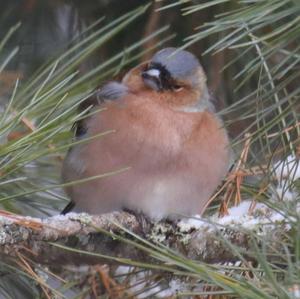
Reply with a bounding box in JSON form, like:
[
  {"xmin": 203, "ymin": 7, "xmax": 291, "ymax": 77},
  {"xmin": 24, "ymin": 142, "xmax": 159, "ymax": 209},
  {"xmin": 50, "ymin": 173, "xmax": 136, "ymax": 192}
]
[{"xmin": 62, "ymin": 47, "xmax": 231, "ymax": 220}]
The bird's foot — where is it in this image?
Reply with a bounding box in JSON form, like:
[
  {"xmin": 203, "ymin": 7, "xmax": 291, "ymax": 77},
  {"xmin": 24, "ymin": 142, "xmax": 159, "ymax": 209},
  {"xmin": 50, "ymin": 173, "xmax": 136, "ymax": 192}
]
[{"xmin": 122, "ymin": 208, "xmax": 152, "ymax": 236}]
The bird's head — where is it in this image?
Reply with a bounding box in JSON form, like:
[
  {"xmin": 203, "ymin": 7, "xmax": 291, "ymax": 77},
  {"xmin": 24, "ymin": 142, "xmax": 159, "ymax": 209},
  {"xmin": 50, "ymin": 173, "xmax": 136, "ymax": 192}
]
[{"xmin": 123, "ymin": 48, "xmax": 210, "ymax": 111}]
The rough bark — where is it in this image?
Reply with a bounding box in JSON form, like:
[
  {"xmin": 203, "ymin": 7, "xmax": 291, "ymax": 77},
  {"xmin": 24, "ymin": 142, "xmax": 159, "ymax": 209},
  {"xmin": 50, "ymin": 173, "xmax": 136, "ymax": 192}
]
[{"xmin": 0, "ymin": 211, "xmax": 287, "ymax": 266}]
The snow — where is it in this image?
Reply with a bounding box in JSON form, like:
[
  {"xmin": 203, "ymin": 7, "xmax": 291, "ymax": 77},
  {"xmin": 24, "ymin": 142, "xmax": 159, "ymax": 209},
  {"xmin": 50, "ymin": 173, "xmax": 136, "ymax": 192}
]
[
  {"xmin": 178, "ymin": 214, "xmax": 210, "ymax": 232},
  {"xmin": 157, "ymin": 279, "xmax": 185, "ymax": 298},
  {"xmin": 176, "ymin": 156, "xmax": 299, "ymax": 234},
  {"xmin": 221, "ymin": 200, "xmax": 252, "ymax": 217},
  {"xmin": 115, "ymin": 266, "xmax": 188, "ymax": 298},
  {"xmin": 178, "ymin": 198, "xmax": 288, "ymax": 234},
  {"xmin": 274, "ymin": 155, "xmax": 300, "ymax": 182},
  {"xmin": 275, "ymin": 186, "xmax": 297, "ymax": 201},
  {"xmin": 272, "ymin": 154, "xmax": 300, "ymax": 202},
  {"xmin": 115, "ymin": 266, "xmax": 165, "ymax": 298},
  {"xmin": 214, "ymin": 155, "xmax": 300, "ymax": 231}
]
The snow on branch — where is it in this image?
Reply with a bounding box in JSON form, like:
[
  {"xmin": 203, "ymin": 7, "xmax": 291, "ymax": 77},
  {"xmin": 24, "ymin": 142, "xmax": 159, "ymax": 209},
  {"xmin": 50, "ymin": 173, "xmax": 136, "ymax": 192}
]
[{"xmin": 0, "ymin": 201, "xmax": 289, "ymax": 266}]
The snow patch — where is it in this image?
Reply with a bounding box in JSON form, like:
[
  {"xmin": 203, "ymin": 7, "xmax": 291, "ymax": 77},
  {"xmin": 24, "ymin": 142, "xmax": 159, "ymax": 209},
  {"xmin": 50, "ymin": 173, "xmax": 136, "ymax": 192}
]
[
  {"xmin": 274, "ymin": 155, "xmax": 300, "ymax": 181},
  {"xmin": 178, "ymin": 214, "xmax": 211, "ymax": 232}
]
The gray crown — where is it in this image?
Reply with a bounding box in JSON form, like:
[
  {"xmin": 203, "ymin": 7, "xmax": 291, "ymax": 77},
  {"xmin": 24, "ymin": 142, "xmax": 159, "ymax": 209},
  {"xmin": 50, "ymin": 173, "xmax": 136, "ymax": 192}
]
[{"xmin": 151, "ymin": 47, "xmax": 200, "ymax": 81}]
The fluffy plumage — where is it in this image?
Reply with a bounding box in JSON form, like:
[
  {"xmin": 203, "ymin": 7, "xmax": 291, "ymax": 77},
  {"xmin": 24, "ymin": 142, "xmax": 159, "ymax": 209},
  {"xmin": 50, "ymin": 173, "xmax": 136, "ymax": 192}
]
[{"xmin": 62, "ymin": 47, "xmax": 231, "ymax": 219}]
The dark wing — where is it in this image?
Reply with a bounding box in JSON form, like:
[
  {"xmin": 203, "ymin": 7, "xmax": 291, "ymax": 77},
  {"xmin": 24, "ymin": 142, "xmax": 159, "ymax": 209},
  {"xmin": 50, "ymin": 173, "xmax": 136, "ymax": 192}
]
[
  {"xmin": 96, "ymin": 81, "xmax": 128, "ymax": 103},
  {"xmin": 61, "ymin": 82, "xmax": 128, "ymax": 214}
]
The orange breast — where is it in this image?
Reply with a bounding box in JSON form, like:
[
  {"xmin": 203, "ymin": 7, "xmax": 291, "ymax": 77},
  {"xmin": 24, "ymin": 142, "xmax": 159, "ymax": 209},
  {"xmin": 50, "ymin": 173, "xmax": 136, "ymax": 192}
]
[{"xmin": 64, "ymin": 93, "xmax": 231, "ymax": 219}]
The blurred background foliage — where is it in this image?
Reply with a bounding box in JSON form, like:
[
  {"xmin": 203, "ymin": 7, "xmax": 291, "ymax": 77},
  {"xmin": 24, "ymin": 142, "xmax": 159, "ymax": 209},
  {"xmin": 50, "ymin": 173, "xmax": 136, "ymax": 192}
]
[{"xmin": 0, "ymin": 0, "xmax": 299, "ymax": 298}]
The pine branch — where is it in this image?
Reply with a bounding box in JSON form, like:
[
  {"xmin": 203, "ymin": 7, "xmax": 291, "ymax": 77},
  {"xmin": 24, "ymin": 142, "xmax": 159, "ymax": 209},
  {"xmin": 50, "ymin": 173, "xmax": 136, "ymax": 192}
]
[{"xmin": 0, "ymin": 210, "xmax": 288, "ymax": 267}]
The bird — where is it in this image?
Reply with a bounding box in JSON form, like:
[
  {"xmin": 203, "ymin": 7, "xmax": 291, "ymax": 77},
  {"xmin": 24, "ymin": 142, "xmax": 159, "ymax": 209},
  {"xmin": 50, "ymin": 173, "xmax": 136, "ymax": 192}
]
[{"xmin": 61, "ymin": 47, "xmax": 231, "ymax": 220}]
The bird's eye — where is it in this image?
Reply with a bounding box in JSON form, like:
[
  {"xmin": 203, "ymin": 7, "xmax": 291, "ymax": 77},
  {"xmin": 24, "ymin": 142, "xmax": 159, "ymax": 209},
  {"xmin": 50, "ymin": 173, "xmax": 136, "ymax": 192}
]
[{"xmin": 173, "ymin": 85, "xmax": 183, "ymax": 92}]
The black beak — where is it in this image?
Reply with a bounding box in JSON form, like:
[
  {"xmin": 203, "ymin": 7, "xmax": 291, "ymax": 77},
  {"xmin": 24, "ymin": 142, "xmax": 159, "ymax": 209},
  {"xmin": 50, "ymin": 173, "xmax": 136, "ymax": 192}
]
[{"xmin": 142, "ymin": 69, "xmax": 163, "ymax": 91}]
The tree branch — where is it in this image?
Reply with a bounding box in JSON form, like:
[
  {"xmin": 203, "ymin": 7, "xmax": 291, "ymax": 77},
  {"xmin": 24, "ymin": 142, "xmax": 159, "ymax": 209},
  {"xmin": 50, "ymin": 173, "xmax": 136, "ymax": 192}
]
[{"xmin": 0, "ymin": 210, "xmax": 287, "ymax": 266}]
